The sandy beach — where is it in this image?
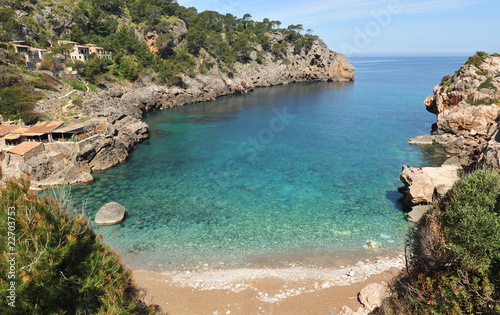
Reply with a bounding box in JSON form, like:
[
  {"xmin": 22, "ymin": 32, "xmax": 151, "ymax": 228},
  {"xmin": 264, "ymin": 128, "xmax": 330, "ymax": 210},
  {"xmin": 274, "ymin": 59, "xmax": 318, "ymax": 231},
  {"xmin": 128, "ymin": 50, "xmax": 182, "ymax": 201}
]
[{"xmin": 132, "ymin": 252, "xmax": 404, "ymax": 314}]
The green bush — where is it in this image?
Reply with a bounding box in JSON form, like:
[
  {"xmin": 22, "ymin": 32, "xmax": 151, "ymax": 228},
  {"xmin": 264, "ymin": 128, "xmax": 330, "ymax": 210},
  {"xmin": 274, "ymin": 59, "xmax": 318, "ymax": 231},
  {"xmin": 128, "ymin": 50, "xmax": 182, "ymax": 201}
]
[
  {"xmin": 380, "ymin": 169, "xmax": 500, "ymax": 314},
  {"xmin": 0, "ymin": 175, "xmax": 151, "ymax": 314},
  {"xmin": 476, "ymin": 69, "xmax": 488, "ymax": 76},
  {"xmin": 67, "ymin": 79, "xmax": 87, "ymax": 91},
  {"xmin": 465, "ymin": 51, "xmax": 490, "ymax": 67},
  {"xmin": 0, "ymin": 85, "xmax": 41, "ymax": 124},
  {"xmin": 477, "ymin": 78, "xmax": 497, "ymax": 92}
]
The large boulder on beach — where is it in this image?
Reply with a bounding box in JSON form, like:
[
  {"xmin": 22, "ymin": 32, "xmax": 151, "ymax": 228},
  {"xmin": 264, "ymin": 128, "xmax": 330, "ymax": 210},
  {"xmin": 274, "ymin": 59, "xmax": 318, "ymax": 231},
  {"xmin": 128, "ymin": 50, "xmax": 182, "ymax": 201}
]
[
  {"xmin": 95, "ymin": 202, "xmax": 126, "ymax": 225},
  {"xmin": 358, "ymin": 282, "xmax": 389, "ymax": 311}
]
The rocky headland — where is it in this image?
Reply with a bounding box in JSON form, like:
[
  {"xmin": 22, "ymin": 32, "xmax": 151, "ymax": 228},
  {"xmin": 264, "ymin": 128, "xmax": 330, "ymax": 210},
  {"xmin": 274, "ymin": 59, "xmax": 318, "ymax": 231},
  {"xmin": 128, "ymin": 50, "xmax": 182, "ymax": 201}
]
[
  {"xmin": 400, "ymin": 53, "xmax": 500, "ymax": 215},
  {"xmin": 1, "ymin": 38, "xmax": 354, "ymax": 188}
]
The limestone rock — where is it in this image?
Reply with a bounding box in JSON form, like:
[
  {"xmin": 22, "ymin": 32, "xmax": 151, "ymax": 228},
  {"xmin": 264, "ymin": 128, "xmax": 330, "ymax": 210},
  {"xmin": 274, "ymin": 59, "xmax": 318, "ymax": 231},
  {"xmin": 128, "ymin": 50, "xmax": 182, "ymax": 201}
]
[
  {"xmin": 408, "ymin": 135, "xmax": 434, "ymax": 145},
  {"xmin": 406, "ymin": 205, "xmax": 431, "ymax": 223},
  {"xmin": 480, "ymin": 129, "xmax": 500, "ymax": 168},
  {"xmin": 95, "ymin": 202, "xmax": 126, "ymax": 225},
  {"xmin": 339, "ymin": 306, "xmax": 354, "ymax": 315},
  {"xmin": 358, "ymin": 282, "xmax": 389, "ymax": 311},
  {"xmin": 399, "ymin": 165, "xmax": 460, "ymax": 207},
  {"xmin": 436, "ymin": 104, "xmax": 500, "ymax": 138},
  {"xmin": 424, "ymin": 55, "xmax": 500, "ymax": 140}
]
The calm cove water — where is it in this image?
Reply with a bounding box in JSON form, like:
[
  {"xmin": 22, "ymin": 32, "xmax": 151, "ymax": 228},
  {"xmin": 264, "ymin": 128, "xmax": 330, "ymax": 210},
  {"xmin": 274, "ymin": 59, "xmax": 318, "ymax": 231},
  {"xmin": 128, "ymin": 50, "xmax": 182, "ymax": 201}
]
[{"xmin": 65, "ymin": 57, "xmax": 467, "ymax": 271}]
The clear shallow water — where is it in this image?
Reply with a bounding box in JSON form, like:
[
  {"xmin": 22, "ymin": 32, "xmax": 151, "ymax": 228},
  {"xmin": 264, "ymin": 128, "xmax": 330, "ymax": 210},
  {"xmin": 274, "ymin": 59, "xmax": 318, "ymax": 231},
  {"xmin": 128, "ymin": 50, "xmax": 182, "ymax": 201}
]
[{"xmin": 64, "ymin": 57, "xmax": 467, "ymax": 271}]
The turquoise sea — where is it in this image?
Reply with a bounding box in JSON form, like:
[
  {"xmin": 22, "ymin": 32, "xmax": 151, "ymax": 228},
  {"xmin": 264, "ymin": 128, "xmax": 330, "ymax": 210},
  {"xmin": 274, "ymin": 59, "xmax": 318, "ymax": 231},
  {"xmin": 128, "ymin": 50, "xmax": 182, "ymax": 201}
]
[{"xmin": 66, "ymin": 57, "xmax": 467, "ymax": 271}]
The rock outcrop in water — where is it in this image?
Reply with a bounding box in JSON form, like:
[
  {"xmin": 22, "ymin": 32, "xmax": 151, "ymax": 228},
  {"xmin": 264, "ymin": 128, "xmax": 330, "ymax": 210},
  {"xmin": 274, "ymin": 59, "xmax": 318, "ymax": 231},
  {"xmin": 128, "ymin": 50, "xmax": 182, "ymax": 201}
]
[
  {"xmin": 401, "ymin": 53, "xmax": 500, "ymax": 209},
  {"xmin": 2, "ymin": 39, "xmax": 354, "ymax": 188},
  {"xmin": 95, "ymin": 202, "xmax": 126, "ymax": 225}
]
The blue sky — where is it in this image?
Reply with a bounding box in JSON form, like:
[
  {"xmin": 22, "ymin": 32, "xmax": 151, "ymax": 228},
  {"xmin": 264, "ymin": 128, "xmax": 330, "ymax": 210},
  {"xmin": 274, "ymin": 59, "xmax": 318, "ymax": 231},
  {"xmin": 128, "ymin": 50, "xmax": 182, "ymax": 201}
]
[{"xmin": 177, "ymin": 0, "xmax": 500, "ymax": 56}]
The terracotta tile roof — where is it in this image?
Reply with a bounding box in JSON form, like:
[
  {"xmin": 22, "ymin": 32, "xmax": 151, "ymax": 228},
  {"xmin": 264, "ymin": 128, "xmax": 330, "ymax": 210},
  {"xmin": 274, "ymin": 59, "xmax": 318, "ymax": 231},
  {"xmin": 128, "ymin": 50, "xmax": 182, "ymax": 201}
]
[
  {"xmin": 29, "ymin": 121, "xmax": 64, "ymax": 133},
  {"xmin": 11, "ymin": 126, "xmax": 32, "ymax": 134},
  {"xmin": 0, "ymin": 125, "xmax": 21, "ymax": 137},
  {"xmin": 7, "ymin": 141, "xmax": 41, "ymax": 155}
]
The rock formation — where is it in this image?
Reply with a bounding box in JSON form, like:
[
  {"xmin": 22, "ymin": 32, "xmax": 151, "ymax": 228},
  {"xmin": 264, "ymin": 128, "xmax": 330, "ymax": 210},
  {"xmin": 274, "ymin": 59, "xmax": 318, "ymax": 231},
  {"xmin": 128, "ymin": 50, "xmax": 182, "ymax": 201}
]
[
  {"xmin": 401, "ymin": 54, "xmax": 500, "ymax": 208},
  {"xmin": 399, "ymin": 165, "xmax": 460, "ymax": 207},
  {"xmin": 422, "ymin": 54, "xmax": 500, "ymax": 168}
]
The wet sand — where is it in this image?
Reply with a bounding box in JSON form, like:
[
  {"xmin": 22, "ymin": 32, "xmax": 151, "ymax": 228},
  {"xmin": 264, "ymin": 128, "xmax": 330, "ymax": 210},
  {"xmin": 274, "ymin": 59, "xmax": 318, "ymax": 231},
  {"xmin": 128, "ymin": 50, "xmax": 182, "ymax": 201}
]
[{"xmin": 132, "ymin": 251, "xmax": 404, "ymax": 314}]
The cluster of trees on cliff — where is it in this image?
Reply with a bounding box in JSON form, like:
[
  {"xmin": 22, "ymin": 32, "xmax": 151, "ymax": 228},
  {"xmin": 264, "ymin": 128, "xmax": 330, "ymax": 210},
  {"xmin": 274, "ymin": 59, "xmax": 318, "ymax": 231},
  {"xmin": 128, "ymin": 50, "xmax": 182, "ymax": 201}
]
[{"xmin": 0, "ymin": 0, "xmax": 318, "ymax": 84}]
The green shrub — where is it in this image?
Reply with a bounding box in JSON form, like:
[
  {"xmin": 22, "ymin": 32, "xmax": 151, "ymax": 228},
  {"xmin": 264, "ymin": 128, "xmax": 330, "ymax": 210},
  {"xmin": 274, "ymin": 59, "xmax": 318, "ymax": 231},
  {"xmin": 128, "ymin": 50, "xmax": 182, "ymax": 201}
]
[
  {"xmin": 0, "ymin": 85, "xmax": 41, "ymax": 124},
  {"xmin": 469, "ymin": 97, "xmax": 499, "ymax": 106},
  {"xmin": 67, "ymin": 79, "xmax": 87, "ymax": 91},
  {"xmin": 0, "ymin": 175, "xmax": 152, "ymax": 314},
  {"xmin": 477, "ymin": 78, "xmax": 497, "ymax": 92},
  {"xmin": 465, "ymin": 51, "xmax": 490, "ymax": 67},
  {"xmin": 380, "ymin": 169, "xmax": 500, "ymax": 314},
  {"xmin": 476, "ymin": 69, "xmax": 488, "ymax": 76}
]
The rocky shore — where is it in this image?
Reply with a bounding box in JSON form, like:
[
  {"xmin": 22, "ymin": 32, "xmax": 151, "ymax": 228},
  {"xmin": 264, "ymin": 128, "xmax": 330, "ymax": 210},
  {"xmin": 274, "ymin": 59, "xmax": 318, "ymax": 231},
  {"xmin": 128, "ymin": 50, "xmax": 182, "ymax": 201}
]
[
  {"xmin": 2, "ymin": 38, "xmax": 354, "ymax": 188},
  {"xmin": 399, "ymin": 54, "xmax": 500, "ymax": 218}
]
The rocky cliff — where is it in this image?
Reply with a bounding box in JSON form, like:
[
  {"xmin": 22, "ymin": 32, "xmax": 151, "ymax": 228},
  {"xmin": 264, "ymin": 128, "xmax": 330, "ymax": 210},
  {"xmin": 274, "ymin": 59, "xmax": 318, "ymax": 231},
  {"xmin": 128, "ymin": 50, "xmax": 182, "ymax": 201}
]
[
  {"xmin": 423, "ymin": 54, "xmax": 500, "ymax": 168},
  {"xmin": 2, "ymin": 39, "xmax": 354, "ymax": 187},
  {"xmin": 400, "ymin": 53, "xmax": 500, "ymax": 211}
]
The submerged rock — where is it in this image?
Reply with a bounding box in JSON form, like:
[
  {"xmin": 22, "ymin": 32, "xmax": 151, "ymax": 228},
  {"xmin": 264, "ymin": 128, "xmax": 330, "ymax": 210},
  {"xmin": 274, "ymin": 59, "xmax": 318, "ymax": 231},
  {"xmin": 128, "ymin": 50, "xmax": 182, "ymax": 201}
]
[{"xmin": 95, "ymin": 202, "xmax": 126, "ymax": 225}]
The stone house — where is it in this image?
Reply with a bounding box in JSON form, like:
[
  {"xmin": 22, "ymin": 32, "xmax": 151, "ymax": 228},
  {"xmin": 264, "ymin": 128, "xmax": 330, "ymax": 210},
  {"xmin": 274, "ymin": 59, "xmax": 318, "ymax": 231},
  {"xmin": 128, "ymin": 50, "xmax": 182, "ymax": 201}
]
[
  {"xmin": 57, "ymin": 40, "xmax": 112, "ymax": 62},
  {"xmin": 85, "ymin": 44, "xmax": 112, "ymax": 60},
  {"xmin": 10, "ymin": 41, "xmax": 49, "ymax": 69}
]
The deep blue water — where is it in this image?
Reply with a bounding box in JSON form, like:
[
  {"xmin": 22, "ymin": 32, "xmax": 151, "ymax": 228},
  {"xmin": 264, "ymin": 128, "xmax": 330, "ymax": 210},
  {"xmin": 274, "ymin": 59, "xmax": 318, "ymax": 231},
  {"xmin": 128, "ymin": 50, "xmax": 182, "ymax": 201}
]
[{"xmin": 65, "ymin": 56, "xmax": 467, "ymax": 271}]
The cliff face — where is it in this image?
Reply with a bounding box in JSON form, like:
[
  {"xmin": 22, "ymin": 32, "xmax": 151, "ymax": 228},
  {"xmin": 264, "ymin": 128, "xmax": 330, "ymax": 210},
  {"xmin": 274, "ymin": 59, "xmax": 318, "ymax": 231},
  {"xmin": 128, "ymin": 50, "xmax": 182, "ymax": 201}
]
[
  {"xmin": 421, "ymin": 55, "xmax": 500, "ymax": 168},
  {"xmin": 424, "ymin": 56, "xmax": 500, "ymax": 137},
  {"xmin": 400, "ymin": 54, "xmax": 500, "ymax": 209},
  {"xmin": 119, "ymin": 39, "xmax": 354, "ymax": 113},
  {"xmin": 2, "ymin": 40, "xmax": 354, "ymax": 187}
]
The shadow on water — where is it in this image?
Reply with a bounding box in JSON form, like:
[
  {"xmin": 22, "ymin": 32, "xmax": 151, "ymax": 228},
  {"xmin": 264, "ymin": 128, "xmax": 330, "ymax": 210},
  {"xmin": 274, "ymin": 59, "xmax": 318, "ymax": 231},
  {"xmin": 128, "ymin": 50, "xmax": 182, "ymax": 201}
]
[
  {"xmin": 144, "ymin": 81, "xmax": 354, "ymax": 125},
  {"xmin": 386, "ymin": 190, "xmax": 405, "ymax": 210}
]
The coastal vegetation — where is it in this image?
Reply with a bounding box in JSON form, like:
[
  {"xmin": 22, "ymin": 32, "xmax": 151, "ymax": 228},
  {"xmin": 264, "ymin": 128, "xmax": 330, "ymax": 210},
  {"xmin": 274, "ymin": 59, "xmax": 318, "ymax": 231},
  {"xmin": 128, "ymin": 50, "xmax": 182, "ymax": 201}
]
[
  {"xmin": 438, "ymin": 51, "xmax": 499, "ymax": 104},
  {"xmin": 0, "ymin": 172, "xmax": 152, "ymax": 313},
  {"xmin": 0, "ymin": 44, "xmax": 61, "ymax": 123},
  {"xmin": 377, "ymin": 169, "xmax": 500, "ymax": 314}
]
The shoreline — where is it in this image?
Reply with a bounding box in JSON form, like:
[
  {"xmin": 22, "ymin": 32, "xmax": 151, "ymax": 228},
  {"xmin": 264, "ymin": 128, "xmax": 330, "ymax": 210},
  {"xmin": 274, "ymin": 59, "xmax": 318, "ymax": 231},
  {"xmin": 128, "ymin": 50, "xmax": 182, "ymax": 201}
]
[
  {"xmin": 131, "ymin": 251, "xmax": 404, "ymax": 314},
  {"xmin": 119, "ymin": 247, "xmax": 406, "ymax": 273}
]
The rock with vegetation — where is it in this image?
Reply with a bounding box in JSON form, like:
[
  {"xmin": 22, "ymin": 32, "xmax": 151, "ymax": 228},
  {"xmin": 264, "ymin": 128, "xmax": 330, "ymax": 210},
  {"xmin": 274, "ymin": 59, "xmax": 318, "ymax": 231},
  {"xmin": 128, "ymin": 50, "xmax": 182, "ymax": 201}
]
[
  {"xmin": 417, "ymin": 52, "xmax": 500, "ymax": 169},
  {"xmin": 379, "ymin": 169, "xmax": 500, "ymax": 314},
  {"xmin": 0, "ymin": 175, "xmax": 151, "ymax": 313}
]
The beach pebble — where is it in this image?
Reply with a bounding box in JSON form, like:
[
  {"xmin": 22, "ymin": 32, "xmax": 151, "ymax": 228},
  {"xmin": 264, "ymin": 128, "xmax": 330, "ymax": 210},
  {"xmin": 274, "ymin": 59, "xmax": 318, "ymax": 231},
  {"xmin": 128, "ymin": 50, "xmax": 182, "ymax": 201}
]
[
  {"xmin": 368, "ymin": 240, "xmax": 377, "ymax": 249},
  {"xmin": 347, "ymin": 270, "xmax": 355, "ymax": 277}
]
